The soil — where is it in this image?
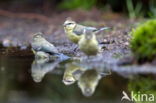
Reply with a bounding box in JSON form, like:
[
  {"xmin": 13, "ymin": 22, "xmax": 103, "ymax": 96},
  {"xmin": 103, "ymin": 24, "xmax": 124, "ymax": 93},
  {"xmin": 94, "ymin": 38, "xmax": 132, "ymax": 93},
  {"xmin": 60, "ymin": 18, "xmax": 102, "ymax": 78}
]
[
  {"xmin": 0, "ymin": 9, "xmax": 155, "ymax": 72},
  {"xmin": 0, "ymin": 9, "xmax": 132, "ymax": 53}
]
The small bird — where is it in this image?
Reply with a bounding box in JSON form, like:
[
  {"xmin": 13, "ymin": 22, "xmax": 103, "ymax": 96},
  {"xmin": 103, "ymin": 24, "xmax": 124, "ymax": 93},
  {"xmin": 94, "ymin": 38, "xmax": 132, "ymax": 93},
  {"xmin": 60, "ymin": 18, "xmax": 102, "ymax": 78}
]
[
  {"xmin": 31, "ymin": 32, "xmax": 70, "ymax": 61},
  {"xmin": 31, "ymin": 59, "xmax": 59, "ymax": 83},
  {"xmin": 34, "ymin": 51, "xmax": 50, "ymax": 60},
  {"xmin": 78, "ymin": 69, "xmax": 101, "ymax": 97},
  {"xmin": 63, "ymin": 62, "xmax": 84, "ymax": 85},
  {"xmin": 78, "ymin": 29, "xmax": 99, "ymax": 56},
  {"xmin": 31, "ymin": 32, "xmax": 59, "ymax": 55},
  {"xmin": 63, "ymin": 18, "xmax": 110, "ymax": 44}
]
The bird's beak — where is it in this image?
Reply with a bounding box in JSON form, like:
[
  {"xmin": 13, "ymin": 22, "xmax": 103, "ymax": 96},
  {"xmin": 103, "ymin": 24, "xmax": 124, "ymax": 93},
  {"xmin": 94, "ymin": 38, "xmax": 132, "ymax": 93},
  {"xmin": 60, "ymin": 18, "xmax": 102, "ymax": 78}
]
[{"xmin": 63, "ymin": 24, "xmax": 66, "ymax": 27}]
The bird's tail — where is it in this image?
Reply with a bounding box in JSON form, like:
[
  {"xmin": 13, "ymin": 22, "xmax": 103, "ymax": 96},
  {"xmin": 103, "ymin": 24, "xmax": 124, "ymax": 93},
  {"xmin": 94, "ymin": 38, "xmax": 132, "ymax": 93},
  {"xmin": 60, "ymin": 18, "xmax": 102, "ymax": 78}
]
[
  {"xmin": 53, "ymin": 53, "xmax": 70, "ymax": 61},
  {"xmin": 95, "ymin": 27, "xmax": 112, "ymax": 34}
]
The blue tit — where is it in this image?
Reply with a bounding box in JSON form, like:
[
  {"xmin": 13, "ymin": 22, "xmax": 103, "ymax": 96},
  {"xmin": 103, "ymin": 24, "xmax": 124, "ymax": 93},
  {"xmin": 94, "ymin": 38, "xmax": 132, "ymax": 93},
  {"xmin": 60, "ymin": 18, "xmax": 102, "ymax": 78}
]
[
  {"xmin": 63, "ymin": 62, "xmax": 84, "ymax": 85},
  {"xmin": 78, "ymin": 29, "xmax": 99, "ymax": 56},
  {"xmin": 31, "ymin": 59, "xmax": 59, "ymax": 83},
  {"xmin": 63, "ymin": 17, "xmax": 111, "ymax": 44},
  {"xmin": 31, "ymin": 32, "xmax": 58, "ymax": 55},
  {"xmin": 78, "ymin": 69, "xmax": 101, "ymax": 97}
]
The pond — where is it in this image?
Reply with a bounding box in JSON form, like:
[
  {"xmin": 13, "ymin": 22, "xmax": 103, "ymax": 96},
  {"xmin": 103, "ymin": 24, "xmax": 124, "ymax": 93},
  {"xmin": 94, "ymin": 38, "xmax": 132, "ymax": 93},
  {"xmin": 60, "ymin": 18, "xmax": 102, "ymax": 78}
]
[{"xmin": 0, "ymin": 48, "xmax": 156, "ymax": 103}]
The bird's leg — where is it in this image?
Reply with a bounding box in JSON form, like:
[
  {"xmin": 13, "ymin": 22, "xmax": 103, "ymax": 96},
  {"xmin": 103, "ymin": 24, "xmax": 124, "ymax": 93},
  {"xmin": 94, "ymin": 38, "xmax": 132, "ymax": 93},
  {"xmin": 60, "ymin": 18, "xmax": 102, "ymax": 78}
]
[
  {"xmin": 73, "ymin": 45, "xmax": 78, "ymax": 52},
  {"xmin": 31, "ymin": 49, "xmax": 36, "ymax": 54}
]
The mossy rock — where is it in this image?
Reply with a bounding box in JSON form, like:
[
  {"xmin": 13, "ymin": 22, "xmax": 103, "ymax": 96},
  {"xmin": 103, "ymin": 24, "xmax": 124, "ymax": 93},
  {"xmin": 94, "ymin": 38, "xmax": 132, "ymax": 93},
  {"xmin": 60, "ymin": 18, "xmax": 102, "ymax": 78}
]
[{"xmin": 131, "ymin": 19, "xmax": 156, "ymax": 62}]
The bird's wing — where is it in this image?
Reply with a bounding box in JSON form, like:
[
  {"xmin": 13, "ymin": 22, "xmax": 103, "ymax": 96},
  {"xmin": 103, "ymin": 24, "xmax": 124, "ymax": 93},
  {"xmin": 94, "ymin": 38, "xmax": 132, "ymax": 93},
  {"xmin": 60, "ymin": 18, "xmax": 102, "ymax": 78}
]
[
  {"xmin": 73, "ymin": 24, "xmax": 98, "ymax": 35},
  {"xmin": 73, "ymin": 24, "xmax": 86, "ymax": 35},
  {"xmin": 85, "ymin": 27, "xmax": 97, "ymax": 32},
  {"xmin": 41, "ymin": 41, "xmax": 58, "ymax": 54},
  {"xmin": 31, "ymin": 42, "xmax": 42, "ymax": 51},
  {"xmin": 94, "ymin": 27, "xmax": 111, "ymax": 34}
]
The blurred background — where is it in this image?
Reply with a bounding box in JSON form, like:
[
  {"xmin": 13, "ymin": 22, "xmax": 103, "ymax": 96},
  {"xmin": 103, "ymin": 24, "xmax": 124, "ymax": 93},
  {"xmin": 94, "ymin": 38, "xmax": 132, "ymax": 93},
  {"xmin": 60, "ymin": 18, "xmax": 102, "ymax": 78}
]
[
  {"xmin": 0, "ymin": 0, "xmax": 156, "ymax": 103},
  {"xmin": 0, "ymin": 0, "xmax": 155, "ymax": 18},
  {"xmin": 0, "ymin": 0, "xmax": 155, "ymax": 47}
]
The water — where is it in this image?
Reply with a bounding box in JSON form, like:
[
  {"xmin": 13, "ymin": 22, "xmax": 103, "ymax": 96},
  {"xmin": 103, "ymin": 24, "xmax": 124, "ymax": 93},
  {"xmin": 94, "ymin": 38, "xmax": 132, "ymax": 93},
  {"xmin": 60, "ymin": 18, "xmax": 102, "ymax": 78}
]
[{"xmin": 0, "ymin": 49, "xmax": 156, "ymax": 103}]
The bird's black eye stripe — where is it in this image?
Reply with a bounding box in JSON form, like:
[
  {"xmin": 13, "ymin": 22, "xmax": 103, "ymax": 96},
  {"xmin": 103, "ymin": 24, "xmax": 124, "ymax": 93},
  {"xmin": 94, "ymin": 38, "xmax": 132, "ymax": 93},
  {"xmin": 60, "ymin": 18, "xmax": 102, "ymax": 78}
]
[{"xmin": 67, "ymin": 23, "xmax": 73, "ymax": 25}]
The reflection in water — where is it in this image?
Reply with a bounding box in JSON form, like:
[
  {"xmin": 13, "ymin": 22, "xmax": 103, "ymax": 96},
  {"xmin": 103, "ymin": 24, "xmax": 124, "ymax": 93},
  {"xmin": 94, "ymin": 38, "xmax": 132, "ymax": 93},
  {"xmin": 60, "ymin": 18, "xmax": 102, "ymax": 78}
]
[
  {"xmin": 128, "ymin": 76, "xmax": 156, "ymax": 103},
  {"xmin": 63, "ymin": 61, "xmax": 85, "ymax": 85},
  {"xmin": 0, "ymin": 67, "xmax": 9, "ymax": 102},
  {"xmin": 31, "ymin": 51, "xmax": 70, "ymax": 83},
  {"xmin": 31, "ymin": 59, "xmax": 60, "ymax": 83},
  {"xmin": 1, "ymin": 53, "xmax": 156, "ymax": 102},
  {"xmin": 34, "ymin": 51, "xmax": 50, "ymax": 60},
  {"xmin": 63, "ymin": 59, "xmax": 111, "ymax": 97},
  {"xmin": 34, "ymin": 51, "xmax": 71, "ymax": 62},
  {"xmin": 78, "ymin": 69, "xmax": 102, "ymax": 97}
]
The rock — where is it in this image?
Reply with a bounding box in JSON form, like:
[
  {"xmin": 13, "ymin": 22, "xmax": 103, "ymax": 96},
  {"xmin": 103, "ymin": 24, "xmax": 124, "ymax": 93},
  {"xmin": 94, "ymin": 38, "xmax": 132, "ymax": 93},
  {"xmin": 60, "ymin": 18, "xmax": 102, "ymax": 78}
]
[{"xmin": 2, "ymin": 39, "xmax": 11, "ymax": 47}]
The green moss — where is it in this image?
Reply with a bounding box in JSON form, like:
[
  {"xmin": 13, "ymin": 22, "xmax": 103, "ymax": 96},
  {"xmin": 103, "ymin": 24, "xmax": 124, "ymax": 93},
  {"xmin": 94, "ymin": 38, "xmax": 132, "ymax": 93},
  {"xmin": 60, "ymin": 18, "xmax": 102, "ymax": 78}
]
[
  {"xmin": 59, "ymin": 0, "xmax": 96, "ymax": 10},
  {"xmin": 128, "ymin": 77, "xmax": 156, "ymax": 103},
  {"xmin": 131, "ymin": 19, "xmax": 156, "ymax": 62}
]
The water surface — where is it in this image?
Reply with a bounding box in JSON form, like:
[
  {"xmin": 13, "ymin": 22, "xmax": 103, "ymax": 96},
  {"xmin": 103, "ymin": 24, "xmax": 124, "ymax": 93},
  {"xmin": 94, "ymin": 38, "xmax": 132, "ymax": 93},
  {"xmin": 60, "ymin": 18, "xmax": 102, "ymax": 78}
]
[{"xmin": 0, "ymin": 49, "xmax": 155, "ymax": 103}]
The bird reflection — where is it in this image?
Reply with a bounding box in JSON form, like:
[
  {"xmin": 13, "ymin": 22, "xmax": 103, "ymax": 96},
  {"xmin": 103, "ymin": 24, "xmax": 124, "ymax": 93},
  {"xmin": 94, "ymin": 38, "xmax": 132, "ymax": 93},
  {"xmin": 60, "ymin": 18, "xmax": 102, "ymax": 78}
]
[
  {"xmin": 31, "ymin": 46, "xmax": 70, "ymax": 83},
  {"xmin": 31, "ymin": 58, "xmax": 60, "ymax": 83},
  {"xmin": 63, "ymin": 62, "xmax": 85, "ymax": 85},
  {"xmin": 62, "ymin": 60, "xmax": 111, "ymax": 97},
  {"xmin": 78, "ymin": 69, "xmax": 103, "ymax": 97}
]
